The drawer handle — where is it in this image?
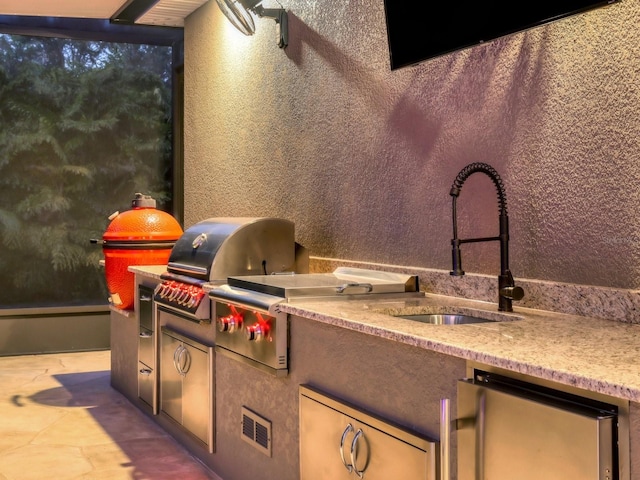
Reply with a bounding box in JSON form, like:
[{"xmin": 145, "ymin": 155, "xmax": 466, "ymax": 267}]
[
  {"xmin": 350, "ymin": 428, "xmax": 365, "ymax": 478},
  {"xmin": 139, "ymin": 368, "xmax": 152, "ymax": 376},
  {"xmin": 139, "ymin": 331, "xmax": 153, "ymax": 338},
  {"xmin": 140, "ymin": 295, "xmax": 152, "ymax": 302},
  {"xmin": 339, "ymin": 423, "xmax": 354, "ymax": 473}
]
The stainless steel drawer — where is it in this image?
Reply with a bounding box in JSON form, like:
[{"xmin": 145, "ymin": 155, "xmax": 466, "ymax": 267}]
[
  {"xmin": 138, "ymin": 361, "xmax": 154, "ymax": 407},
  {"xmin": 139, "ymin": 285, "xmax": 154, "ymax": 330},
  {"xmin": 138, "ymin": 326, "xmax": 154, "ymax": 367}
]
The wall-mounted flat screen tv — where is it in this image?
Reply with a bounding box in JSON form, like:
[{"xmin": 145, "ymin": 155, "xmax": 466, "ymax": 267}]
[{"xmin": 383, "ymin": 0, "xmax": 621, "ymax": 70}]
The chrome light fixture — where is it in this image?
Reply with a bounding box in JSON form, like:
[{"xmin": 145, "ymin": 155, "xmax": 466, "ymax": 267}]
[{"xmin": 215, "ymin": 0, "xmax": 288, "ymax": 48}]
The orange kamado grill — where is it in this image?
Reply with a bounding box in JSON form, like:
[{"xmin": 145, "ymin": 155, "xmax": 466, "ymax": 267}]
[{"xmin": 93, "ymin": 193, "xmax": 182, "ymax": 310}]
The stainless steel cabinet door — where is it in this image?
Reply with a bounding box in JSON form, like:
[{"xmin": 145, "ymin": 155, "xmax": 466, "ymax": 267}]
[
  {"xmin": 300, "ymin": 386, "xmax": 437, "ymax": 480},
  {"xmin": 300, "ymin": 393, "xmax": 354, "ymax": 480},
  {"xmin": 182, "ymin": 342, "xmax": 210, "ymax": 445},
  {"xmin": 160, "ymin": 327, "xmax": 214, "ymax": 453},
  {"xmin": 160, "ymin": 330, "xmax": 183, "ymax": 423}
]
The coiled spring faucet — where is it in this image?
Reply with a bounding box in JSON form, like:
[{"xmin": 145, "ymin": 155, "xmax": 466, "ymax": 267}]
[{"xmin": 449, "ymin": 162, "xmax": 524, "ymax": 312}]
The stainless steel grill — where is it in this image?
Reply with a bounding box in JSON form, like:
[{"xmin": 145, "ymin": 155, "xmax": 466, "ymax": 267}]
[{"xmin": 154, "ymin": 217, "xmax": 306, "ymax": 322}]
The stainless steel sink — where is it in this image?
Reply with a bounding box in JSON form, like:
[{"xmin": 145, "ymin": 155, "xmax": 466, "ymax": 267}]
[
  {"xmin": 395, "ymin": 313, "xmax": 494, "ymax": 325},
  {"xmin": 373, "ymin": 304, "xmax": 524, "ymax": 325}
]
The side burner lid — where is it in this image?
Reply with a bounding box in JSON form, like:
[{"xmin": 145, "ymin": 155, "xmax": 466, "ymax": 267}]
[{"xmin": 226, "ymin": 267, "xmax": 420, "ymax": 299}]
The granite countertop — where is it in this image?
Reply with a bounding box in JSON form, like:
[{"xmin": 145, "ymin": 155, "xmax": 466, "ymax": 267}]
[
  {"xmin": 129, "ymin": 265, "xmax": 166, "ymax": 280},
  {"xmin": 279, "ymin": 293, "xmax": 640, "ymax": 403},
  {"xmin": 129, "ymin": 264, "xmax": 640, "ymax": 403}
]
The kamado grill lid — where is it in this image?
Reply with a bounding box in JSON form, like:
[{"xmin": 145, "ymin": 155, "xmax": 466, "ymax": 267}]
[
  {"xmin": 101, "ymin": 193, "xmax": 183, "ymax": 246},
  {"xmin": 227, "ymin": 267, "xmax": 420, "ymax": 299}
]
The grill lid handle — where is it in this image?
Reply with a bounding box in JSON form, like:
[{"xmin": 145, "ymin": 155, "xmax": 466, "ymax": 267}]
[
  {"xmin": 335, "ymin": 283, "xmax": 373, "ymax": 294},
  {"xmin": 131, "ymin": 193, "xmax": 156, "ymax": 208}
]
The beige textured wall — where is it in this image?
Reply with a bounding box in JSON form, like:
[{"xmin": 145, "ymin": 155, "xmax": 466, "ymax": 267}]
[
  {"xmin": 211, "ymin": 315, "xmax": 464, "ymax": 480},
  {"xmin": 184, "ymin": 0, "xmax": 640, "ymax": 289}
]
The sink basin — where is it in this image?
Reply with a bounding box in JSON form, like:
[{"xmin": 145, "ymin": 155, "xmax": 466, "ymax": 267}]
[
  {"xmin": 395, "ymin": 313, "xmax": 494, "ymax": 325},
  {"xmin": 372, "ymin": 304, "xmax": 524, "ymax": 325}
]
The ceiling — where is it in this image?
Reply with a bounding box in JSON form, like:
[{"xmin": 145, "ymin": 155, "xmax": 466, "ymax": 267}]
[{"xmin": 0, "ymin": 0, "xmax": 209, "ymax": 27}]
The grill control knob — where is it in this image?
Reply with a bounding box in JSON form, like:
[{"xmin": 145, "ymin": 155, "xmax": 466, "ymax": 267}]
[
  {"xmin": 246, "ymin": 322, "xmax": 269, "ymax": 342},
  {"xmin": 217, "ymin": 314, "xmax": 243, "ymax": 333}
]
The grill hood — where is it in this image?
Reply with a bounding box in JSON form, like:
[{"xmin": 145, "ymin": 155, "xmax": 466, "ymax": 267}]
[{"xmin": 166, "ymin": 217, "xmax": 307, "ymax": 282}]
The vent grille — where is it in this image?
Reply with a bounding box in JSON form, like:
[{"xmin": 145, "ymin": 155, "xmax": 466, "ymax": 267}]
[
  {"xmin": 241, "ymin": 406, "xmax": 272, "ymax": 457},
  {"xmin": 255, "ymin": 422, "xmax": 269, "ymax": 449},
  {"xmin": 242, "ymin": 416, "xmax": 255, "ymax": 439}
]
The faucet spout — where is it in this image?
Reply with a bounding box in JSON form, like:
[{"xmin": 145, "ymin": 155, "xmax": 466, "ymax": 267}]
[{"xmin": 449, "ymin": 162, "xmax": 524, "ymax": 312}]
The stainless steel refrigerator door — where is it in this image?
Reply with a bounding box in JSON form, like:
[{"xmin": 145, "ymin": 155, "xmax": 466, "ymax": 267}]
[{"xmin": 457, "ymin": 379, "xmax": 615, "ymax": 480}]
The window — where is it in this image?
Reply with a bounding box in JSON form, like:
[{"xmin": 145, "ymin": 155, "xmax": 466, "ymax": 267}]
[{"xmin": 0, "ymin": 18, "xmax": 183, "ymax": 309}]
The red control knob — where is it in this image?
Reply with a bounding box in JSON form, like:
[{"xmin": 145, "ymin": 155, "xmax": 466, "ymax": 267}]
[
  {"xmin": 245, "ymin": 322, "xmax": 269, "ymax": 342},
  {"xmin": 217, "ymin": 313, "xmax": 243, "ymax": 333}
]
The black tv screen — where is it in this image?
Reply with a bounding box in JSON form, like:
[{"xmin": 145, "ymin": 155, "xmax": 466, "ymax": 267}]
[{"xmin": 383, "ymin": 0, "xmax": 621, "ymax": 69}]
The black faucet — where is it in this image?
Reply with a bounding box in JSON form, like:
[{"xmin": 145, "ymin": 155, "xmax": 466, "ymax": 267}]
[{"xmin": 449, "ymin": 162, "xmax": 524, "ymax": 312}]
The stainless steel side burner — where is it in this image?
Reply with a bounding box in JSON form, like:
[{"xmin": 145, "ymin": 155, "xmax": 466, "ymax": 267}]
[{"xmin": 209, "ymin": 267, "xmax": 421, "ymax": 376}]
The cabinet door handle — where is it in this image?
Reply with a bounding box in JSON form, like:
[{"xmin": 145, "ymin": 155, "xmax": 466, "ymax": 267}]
[
  {"xmin": 350, "ymin": 428, "xmax": 366, "ymax": 478},
  {"xmin": 173, "ymin": 345, "xmax": 191, "ymax": 376},
  {"xmin": 178, "ymin": 346, "xmax": 191, "ymax": 375},
  {"xmin": 139, "ymin": 368, "xmax": 152, "ymax": 376},
  {"xmin": 140, "ymin": 295, "xmax": 152, "ymax": 302},
  {"xmin": 173, "ymin": 345, "xmax": 184, "ymax": 374},
  {"xmin": 139, "ymin": 331, "xmax": 152, "ymax": 338},
  {"xmin": 339, "ymin": 423, "xmax": 354, "ymax": 473}
]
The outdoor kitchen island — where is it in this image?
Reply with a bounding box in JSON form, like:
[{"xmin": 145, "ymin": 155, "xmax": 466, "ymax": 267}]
[{"xmin": 110, "ymin": 265, "xmax": 640, "ymax": 480}]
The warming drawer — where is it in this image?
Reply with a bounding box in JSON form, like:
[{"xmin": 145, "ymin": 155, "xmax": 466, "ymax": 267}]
[{"xmin": 137, "ymin": 285, "xmax": 156, "ymax": 412}]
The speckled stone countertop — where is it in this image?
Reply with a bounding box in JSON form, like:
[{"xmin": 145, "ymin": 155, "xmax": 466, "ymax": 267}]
[
  {"xmin": 279, "ymin": 293, "xmax": 640, "ymax": 403},
  {"xmin": 129, "ymin": 265, "xmax": 166, "ymax": 280},
  {"xmin": 129, "ymin": 264, "xmax": 640, "ymax": 403}
]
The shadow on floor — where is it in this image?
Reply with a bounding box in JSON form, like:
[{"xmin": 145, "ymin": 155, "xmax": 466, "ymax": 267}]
[{"xmin": 13, "ymin": 370, "xmax": 215, "ymax": 480}]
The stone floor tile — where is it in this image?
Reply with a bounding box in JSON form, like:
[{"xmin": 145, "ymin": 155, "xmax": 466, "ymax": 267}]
[{"xmin": 0, "ymin": 351, "xmax": 219, "ymax": 480}]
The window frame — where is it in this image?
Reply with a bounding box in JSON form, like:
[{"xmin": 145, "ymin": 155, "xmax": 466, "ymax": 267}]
[{"xmin": 0, "ymin": 16, "xmax": 184, "ymax": 317}]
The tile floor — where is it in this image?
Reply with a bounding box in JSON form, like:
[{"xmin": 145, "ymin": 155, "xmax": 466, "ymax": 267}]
[{"xmin": 0, "ymin": 350, "xmax": 220, "ymax": 480}]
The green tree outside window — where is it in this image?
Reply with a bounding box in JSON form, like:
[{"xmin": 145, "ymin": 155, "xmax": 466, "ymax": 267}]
[{"xmin": 0, "ymin": 34, "xmax": 173, "ymax": 308}]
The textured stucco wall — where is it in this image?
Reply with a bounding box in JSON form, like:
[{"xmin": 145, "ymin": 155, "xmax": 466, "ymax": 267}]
[
  {"xmin": 211, "ymin": 315, "xmax": 463, "ymax": 480},
  {"xmin": 184, "ymin": 0, "xmax": 640, "ymax": 289}
]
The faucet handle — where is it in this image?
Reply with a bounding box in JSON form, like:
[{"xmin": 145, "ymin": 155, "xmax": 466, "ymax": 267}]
[{"xmin": 500, "ymin": 285, "xmax": 524, "ymax": 301}]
